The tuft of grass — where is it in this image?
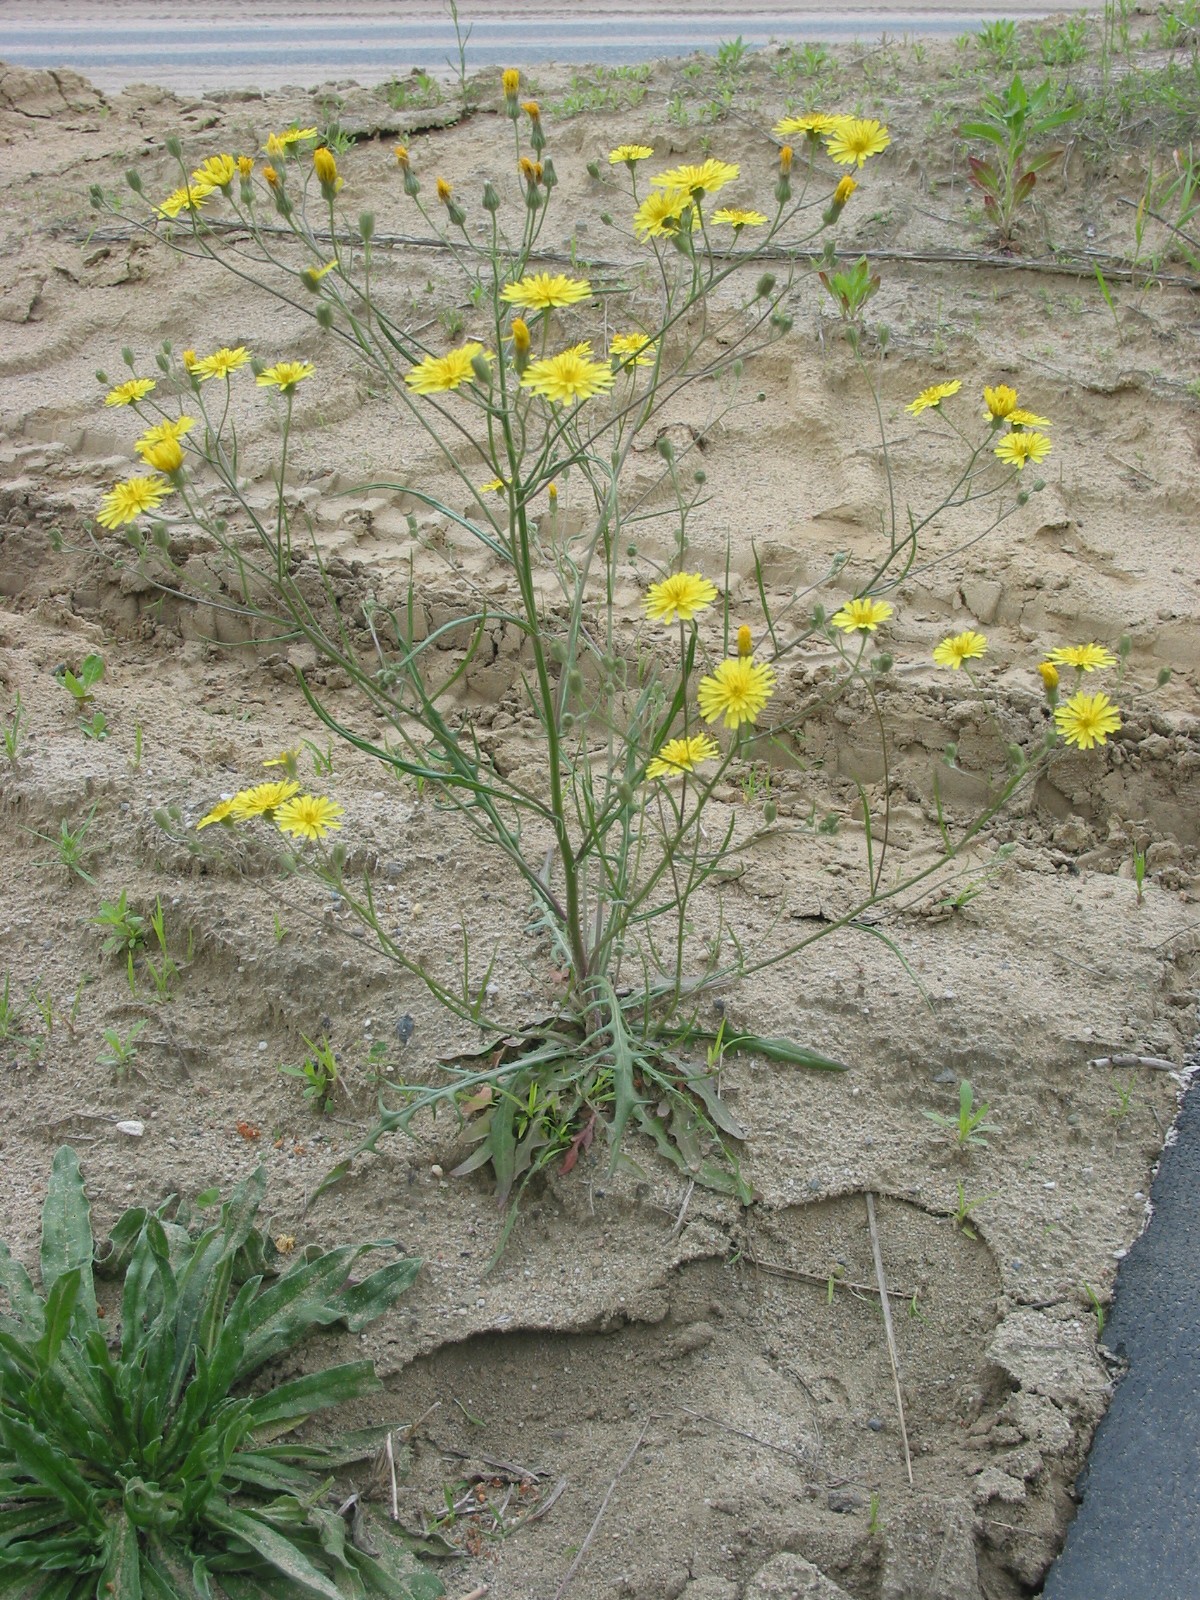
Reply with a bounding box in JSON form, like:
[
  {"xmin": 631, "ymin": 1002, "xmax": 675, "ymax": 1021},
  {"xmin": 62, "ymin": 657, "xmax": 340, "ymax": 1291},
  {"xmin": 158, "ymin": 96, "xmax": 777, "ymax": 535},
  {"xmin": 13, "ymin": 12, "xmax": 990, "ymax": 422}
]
[{"xmin": 925, "ymin": 1078, "xmax": 998, "ymax": 1151}]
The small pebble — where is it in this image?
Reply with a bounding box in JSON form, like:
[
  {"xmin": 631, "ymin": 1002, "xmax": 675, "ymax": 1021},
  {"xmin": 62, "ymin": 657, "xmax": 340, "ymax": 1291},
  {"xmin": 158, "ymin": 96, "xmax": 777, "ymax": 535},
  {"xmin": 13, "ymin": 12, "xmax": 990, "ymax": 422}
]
[
  {"xmin": 115, "ymin": 1119, "xmax": 145, "ymax": 1137},
  {"xmin": 867, "ymin": 1417, "xmax": 884, "ymax": 1432},
  {"xmin": 430, "ymin": 1164, "xmax": 443, "ymax": 1177}
]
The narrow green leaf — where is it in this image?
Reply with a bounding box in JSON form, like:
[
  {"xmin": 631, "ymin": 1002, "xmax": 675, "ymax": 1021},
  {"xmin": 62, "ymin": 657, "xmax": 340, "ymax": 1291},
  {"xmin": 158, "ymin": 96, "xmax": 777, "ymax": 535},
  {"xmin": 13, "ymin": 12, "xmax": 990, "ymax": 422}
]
[
  {"xmin": 0, "ymin": 1243, "xmax": 45, "ymax": 1334},
  {"xmin": 335, "ymin": 1257, "xmax": 421, "ymax": 1331},
  {"xmin": 0, "ymin": 1412, "xmax": 100, "ymax": 1532},
  {"xmin": 203, "ymin": 1506, "xmax": 343, "ymax": 1600},
  {"xmin": 36, "ymin": 1267, "xmax": 81, "ymax": 1368},
  {"xmin": 40, "ymin": 1148, "xmax": 97, "ymax": 1332},
  {"xmin": 246, "ymin": 1360, "xmax": 381, "ymax": 1429},
  {"xmin": 101, "ymin": 1508, "xmax": 143, "ymax": 1600}
]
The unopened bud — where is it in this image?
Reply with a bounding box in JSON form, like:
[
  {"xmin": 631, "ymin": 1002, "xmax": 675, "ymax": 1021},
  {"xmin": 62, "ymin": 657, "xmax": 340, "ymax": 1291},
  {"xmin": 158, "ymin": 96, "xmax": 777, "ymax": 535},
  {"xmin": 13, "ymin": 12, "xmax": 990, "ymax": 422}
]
[
  {"xmin": 447, "ymin": 199, "xmax": 466, "ymax": 227},
  {"xmin": 541, "ymin": 156, "xmax": 558, "ymax": 188},
  {"xmin": 616, "ymin": 780, "xmax": 634, "ymax": 807},
  {"xmin": 873, "ymin": 652, "xmax": 893, "ymax": 674},
  {"xmin": 1157, "ymin": 666, "xmax": 1172, "ymax": 686},
  {"xmin": 763, "ymin": 799, "xmax": 778, "ymax": 824},
  {"xmin": 587, "ymin": 160, "xmax": 601, "ymax": 179},
  {"xmin": 470, "ymin": 351, "xmax": 492, "ymax": 385},
  {"xmin": 313, "ymin": 146, "xmax": 338, "ymax": 188},
  {"xmin": 567, "ymin": 668, "xmax": 583, "ymax": 694},
  {"xmin": 779, "ymin": 144, "xmax": 793, "ymax": 175},
  {"xmin": 482, "ymin": 180, "xmax": 500, "ymax": 212},
  {"xmin": 165, "ymin": 135, "xmax": 182, "ymax": 160},
  {"xmin": 125, "ymin": 169, "xmax": 143, "ymax": 193},
  {"xmin": 737, "ymin": 624, "xmax": 753, "ymax": 657},
  {"xmin": 358, "ymin": 210, "xmax": 375, "ymax": 240},
  {"xmin": 656, "ymin": 436, "xmax": 674, "ymax": 462},
  {"xmin": 316, "ymin": 303, "xmax": 334, "ymax": 330},
  {"xmin": 549, "ymin": 639, "xmax": 569, "ymax": 664},
  {"xmin": 756, "ymin": 273, "xmax": 776, "ymax": 300}
]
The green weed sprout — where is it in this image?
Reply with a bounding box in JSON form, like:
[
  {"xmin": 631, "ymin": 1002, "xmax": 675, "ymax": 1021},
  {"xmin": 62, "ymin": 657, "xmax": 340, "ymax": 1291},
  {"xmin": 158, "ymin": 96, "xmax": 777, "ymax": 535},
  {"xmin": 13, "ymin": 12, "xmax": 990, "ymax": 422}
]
[
  {"xmin": 0, "ymin": 1150, "xmax": 440, "ymax": 1600},
  {"xmin": 925, "ymin": 1078, "xmax": 998, "ymax": 1150},
  {"xmin": 86, "ymin": 85, "xmax": 1120, "ymax": 1232},
  {"xmin": 952, "ymin": 1179, "xmax": 998, "ymax": 1239},
  {"xmin": 94, "ymin": 893, "xmax": 147, "ymax": 961},
  {"xmin": 97, "ymin": 1018, "xmax": 146, "ymax": 1076},
  {"xmin": 3, "ymin": 691, "xmax": 24, "ymax": 765},
  {"xmin": 279, "ymin": 1034, "xmax": 340, "ymax": 1112},
  {"xmin": 56, "ymin": 652, "xmax": 105, "ymax": 707},
  {"xmin": 962, "ymin": 73, "xmax": 1080, "ymax": 245},
  {"xmin": 30, "ymin": 810, "xmax": 98, "ymax": 886}
]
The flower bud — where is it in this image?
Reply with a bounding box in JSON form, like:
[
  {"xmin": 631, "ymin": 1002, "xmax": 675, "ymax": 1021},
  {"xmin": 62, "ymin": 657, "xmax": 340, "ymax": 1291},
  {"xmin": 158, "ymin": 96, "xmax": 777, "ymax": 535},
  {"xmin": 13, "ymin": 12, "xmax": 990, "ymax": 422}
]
[
  {"xmin": 125, "ymin": 169, "xmax": 143, "ymax": 193},
  {"xmin": 756, "ymin": 273, "xmax": 777, "ymax": 300},
  {"xmin": 503, "ymin": 67, "xmax": 520, "ymax": 113},
  {"xmin": 511, "ymin": 317, "xmax": 531, "ymax": 372},
  {"xmin": 549, "ymin": 639, "xmax": 569, "ymax": 664},
  {"xmin": 626, "ymin": 542, "xmax": 637, "ymax": 557},
  {"xmin": 775, "ymin": 176, "xmax": 792, "ymax": 204},
  {"xmin": 358, "ymin": 210, "xmax": 375, "ymax": 240},
  {"xmin": 436, "ymin": 177, "xmax": 453, "ymax": 204},
  {"xmin": 548, "ymin": 482, "xmax": 558, "ymax": 502},
  {"xmin": 143, "ymin": 436, "xmax": 184, "ymax": 475},
  {"xmin": 656, "ymin": 436, "xmax": 674, "ymax": 462},
  {"xmin": 763, "ymin": 799, "xmax": 778, "ymax": 824},
  {"xmin": 263, "ymin": 164, "xmax": 280, "ymax": 188},
  {"xmin": 737, "ymin": 624, "xmax": 753, "ymax": 657},
  {"xmin": 541, "ymin": 156, "xmax": 558, "ymax": 188},
  {"xmin": 393, "ymin": 143, "xmax": 409, "ymax": 168},
  {"xmin": 237, "ymin": 155, "xmax": 254, "ymax": 178},
  {"xmin": 470, "ymin": 351, "xmax": 492, "ymax": 385},
  {"xmin": 482, "ymin": 180, "xmax": 500, "ymax": 212},
  {"xmin": 567, "ymin": 668, "xmax": 583, "ymax": 694},
  {"xmin": 833, "ymin": 175, "xmax": 856, "ymax": 209},
  {"xmin": 1157, "ymin": 666, "xmax": 1172, "ymax": 686},
  {"xmin": 313, "ymin": 146, "xmax": 339, "ymax": 189},
  {"xmin": 586, "ymin": 160, "xmax": 601, "ymax": 179},
  {"xmin": 1006, "ymin": 743, "xmax": 1025, "ymax": 769},
  {"xmin": 316, "ymin": 302, "xmax": 334, "ymax": 330},
  {"xmin": 403, "ymin": 168, "xmax": 421, "ymax": 198},
  {"xmin": 873, "ymin": 652, "xmax": 893, "ymax": 674},
  {"xmin": 121, "ymin": 346, "xmax": 135, "ymax": 367},
  {"xmin": 447, "ymin": 198, "xmax": 466, "ymax": 227},
  {"xmin": 165, "ymin": 136, "xmax": 182, "ymax": 160}
]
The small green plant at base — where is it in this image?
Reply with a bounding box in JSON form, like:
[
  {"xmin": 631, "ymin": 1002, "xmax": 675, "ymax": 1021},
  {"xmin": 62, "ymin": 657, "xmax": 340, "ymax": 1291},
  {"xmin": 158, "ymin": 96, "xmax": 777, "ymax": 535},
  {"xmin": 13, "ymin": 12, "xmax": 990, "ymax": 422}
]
[
  {"xmin": 0, "ymin": 973, "xmax": 29, "ymax": 1046},
  {"xmin": 55, "ymin": 652, "xmax": 105, "ymax": 707},
  {"xmin": 143, "ymin": 896, "xmax": 180, "ymax": 1000},
  {"xmin": 925, "ymin": 1078, "xmax": 998, "ymax": 1150},
  {"xmin": 1039, "ymin": 16, "xmax": 1089, "ymax": 65},
  {"xmin": 97, "ymin": 1018, "xmax": 146, "ymax": 1075},
  {"xmin": 3, "ymin": 691, "xmax": 24, "ymax": 764},
  {"xmin": 1083, "ymin": 1281, "xmax": 1106, "ymax": 1339},
  {"xmin": 280, "ymin": 1033, "xmax": 341, "ymax": 1112},
  {"xmin": 1132, "ymin": 846, "xmax": 1147, "ymax": 904},
  {"xmin": 273, "ymin": 912, "xmax": 288, "ymax": 943},
  {"xmin": 79, "ymin": 709, "xmax": 109, "ymax": 741},
  {"xmin": 0, "ymin": 1149, "xmax": 439, "ymax": 1599},
  {"xmin": 94, "ymin": 891, "xmax": 147, "ymax": 961},
  {"xmin": 30, "ymin": 809, "xmax": 98, "ymax": 885},
  {"xmin": 819, "ymin": 256, "xmax": 881, "ymax": 332},
  {"xmin": 1108, "ymin": 1076, "xmax": 1135, "ymax": 1119},
  {"xmin": 962, "ymin": 73, "xmax": 1080, "ymax": 245},
  {"xmin": 976, "ymin": 18, "xmax": 1018, "ymax": 68},
  {"xmin": 952, "ymin": 1180, "xmax": 998, "ymax": 1239}
]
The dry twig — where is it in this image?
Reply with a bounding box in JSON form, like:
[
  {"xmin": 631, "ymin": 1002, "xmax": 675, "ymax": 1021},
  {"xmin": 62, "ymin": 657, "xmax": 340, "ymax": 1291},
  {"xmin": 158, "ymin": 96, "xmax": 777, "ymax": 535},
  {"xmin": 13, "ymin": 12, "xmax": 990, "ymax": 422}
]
[
  {"xmin": 551, "ymin": 1422, "xmax": 647, "ymax": 1600},
  {"xmin": 865, "ymin": 1192, "xmax": 913, "ymax": 1488}
]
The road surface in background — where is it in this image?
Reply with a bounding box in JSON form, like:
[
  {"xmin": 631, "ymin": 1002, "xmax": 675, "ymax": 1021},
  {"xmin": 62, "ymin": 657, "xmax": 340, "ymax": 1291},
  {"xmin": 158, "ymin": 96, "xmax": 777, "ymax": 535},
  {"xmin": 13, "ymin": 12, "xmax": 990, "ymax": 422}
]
[{"xmin": 1, "ymin": 0, "xmax": 1088, "ymax": 91}]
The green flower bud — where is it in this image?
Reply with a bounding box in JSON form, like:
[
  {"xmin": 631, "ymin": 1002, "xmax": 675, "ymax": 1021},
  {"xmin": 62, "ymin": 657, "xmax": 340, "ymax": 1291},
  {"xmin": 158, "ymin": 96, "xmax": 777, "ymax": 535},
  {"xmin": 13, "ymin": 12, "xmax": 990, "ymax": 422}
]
[
  {"xmin": 567, "ymin": 668, "xmax": 584, "ymax": 694},
  {"xmin": 616, "ymin": 780, "xmax": 634, "ymax": 807},
  {"xmin": 482, "ymin": 180, "xmax": 500, "ymax": 212},
  {"xmin": 600, "ymin": 210, "xmax": 613, "ymax": 225},
  {"xmin": 121, "ymin": 346, "xmax": 134, "ymax": 367},
  {"xmin": 165, "ymin": 135, "xmax": 182, "ymax": 160},
  {"xmin": 587, "ymin": 160, "xmax": 601, "ymax": 179},
  {"xmin": 694, "ymin": 470, "xmax": 706, "ymax": 484},
  {"xmin": 626, "ymin": 542, "xmax": 637, "ymax": 557},
  {"xmin": 656, "ymin": 437, "xmax": 674, "ymax": 462},
  {"xmin": 447, "ymin": 199, "xmax": 466, "ymax": 226},
  {"xmin": 756, "ymin": 273, "xmax": 777, "ymax": 300},
  {"xmin": 873, "ymin": 652, "xmax": 893, "ymax": 674},
  {"xmin": 541, "ymin": 156, "xmax": 558, "ymax": 187},
  {"xmin": 316, "ymin": 302, "xmax": 334, "ymax": 329},
  {"xmin": 126, "ymin": 168, "xmax": 143, "ymax": 193},
  {"xmin": 358, "ymin": 210, "xmax": 375, "ymax": 240},
  {"xmin": 549, "ymin": 639, "xmax": 569, "ymax": 664},
  {"xmin": 1157, "ymin": 666, "xmax": 1172, "ymax": 686},
  {"xmin": 470, "ymin": 351, "xmax": 493, "ymax": 385},
  {"xmin": 763, "ymin": 799, "xmax": 778, "ymax": 824},
  {"xmin": 95, "ymin": 370, "xmax": 109, "ymax": 385}
]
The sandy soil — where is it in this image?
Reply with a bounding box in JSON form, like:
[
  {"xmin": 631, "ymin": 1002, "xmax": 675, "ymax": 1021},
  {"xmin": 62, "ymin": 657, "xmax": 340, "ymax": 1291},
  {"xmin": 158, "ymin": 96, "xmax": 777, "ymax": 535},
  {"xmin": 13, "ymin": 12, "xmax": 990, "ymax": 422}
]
[{"xmin": 1, "ymin": 22, "xmax": 1198, "ymax": 1600}]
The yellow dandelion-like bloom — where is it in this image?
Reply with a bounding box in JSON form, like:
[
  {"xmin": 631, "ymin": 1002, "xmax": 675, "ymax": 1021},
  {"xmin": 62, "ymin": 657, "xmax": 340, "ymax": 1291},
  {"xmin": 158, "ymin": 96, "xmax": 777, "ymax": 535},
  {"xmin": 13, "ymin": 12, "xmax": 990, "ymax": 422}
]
[
  {"xmin": 181, "ymin": 349, "xmax": 198, "ymax": 370},
  {"xmin": 96, "ymin": 475, "xmax": 174, "ymax": 529},
  {"xmin": 229, "ymin": 780, "xmax": 300, "ymax": 820},
  {"xmin": 275, "ymin": 793, "xmax": 345, "ymax": 840},
  {"xmin": 825, "ymin": 118, "xmax": 891, "ymax": 167},
  {"xmin": 646, "ymin": 733, "xmax": 721, "ymax": 781},
  {"xmin": 644, "ymin": 571, "xmax": 718, "ymax": 625},
  {"xmin": 1007, "ymin": 408, "xmax": 1052, "ymax": 428},
  {"xmin": 737, "ymin": 624, "xmax": 753, "ymax": 657},
  {"xmin": 257, "ymin": 360, "xmax": 316, "ymax": 392},
  {"xmin": 711, "ymin": 206, "xmax": 768, "ymax": 228},
  {"xmin": 1047, "ymin": 643, "xmax": 1117, "ymax": 673},
  {"xmin": 500, "ymin": 272, "xmax": 592, "ymax": 310},
  {"xmin": 697, "ymin": 656, "xmax": 777, "ymax": 730},
  {"xmin": 651, "ymin": 158, "xmax": 740, "ymax": 195},
  {"xmin": 933, "ymin": 630, "xmax": 988, "ymax": 669},
  {"xmin": 193, "ymin": 346, "xmax": 250, "ymax": 381},
  {"xmin": 609, "ymin": 331, "xmax": 657, "ymax": 366},
  {"xmin": 192, "ymin": 154, "xmax": 236, "ymax": 189},
  {"xmin": 237, "ymin": 155, "xmax": 254, "ymax": 178},
  {"xmin": 263, "ymin": 747, "xmax": 303, "ymax": 771},
  {"xmin": 983, "ymin": 384, "xmax": 1018, "ymax": 419},
  {"xmin": 774, "ymin": 112, "xmax": 837, "ymax": 138},
  {"xmin": 779, "ymin": 144, "xmax": 793, "ymax": 175},
  {"xmin": 393, "ymin": 143, "xmax": 409, "ymax": 167},
  {"xmin": 633, "ymin": 188, "xmax": 697, "ymax": 239},
  {"xmin": 609, "ymin": 143, "xmax": 654, "ymax": 164},
  {"xmin": 994, "ymin": 430, "xmax": 1051, "ymax": 470},
  {"xmin": 135, "ymin": 417, "xmax": 195, "ymax": 460},
  {"xmin": 196, "ymin": 796, "xmax": 239, "ymax": 829},
  {"xmin": 301, "ymin": 260, "xmax": 337, "ymax": 288},
  {"xmin": 263, "ymin": 164, "xmax": 281, "ymax": 188},
  {"xmin": 1037, "ymin": 660, "xmax": 1059, "ymax": 694},
  {"xmin": 480, "ymin": 477, "xmax": 507, "ymax": 494},
  {"xmin": 405, "ymin": 341, "xmax": 487, "ymax": 394},
  {"xmin": 833, "ymin": 176, "xmax": 857, "ymax": 206},
  {"xmin": 1054, "ymin": 692, "xmax": 1122, "ymax": 750},
  {"xmin": 502, "ymin": 67, "xmax": 520, "ymax": 97},
  {"xmin": 521, "ymin": 346, "xmax": 616, "ymax": 405},
  {"xmin": 140, "ymin": 435, "xmax": 184, "ymax": 474},
  {"xmin": 104, "ymin": 377, "xmax": 156, "ymax": 408},
  {"xmin": 155, "ymin": 182, "xmax": 214, "ymax": 219},
  {"xmin": 436, "ymin": 177, "xmax": 453, "ymax": 202},
  {"xmin": 313, "ymin": 146, "xmax": 340, "ymax": 187},
  {"xmin": 265, "ymin": 126, "xmax": 317, "ymax": 156},
  {"xmin": 831, "ymin": 596, "xmax": 894, "ymax": 633},
  {"xmin": 907, "ymin": 380, "xmax": 961, "ymax": 415},
  {"xmin": 521, "ymin": 99, "xmax": 540, "ymax": 118}
]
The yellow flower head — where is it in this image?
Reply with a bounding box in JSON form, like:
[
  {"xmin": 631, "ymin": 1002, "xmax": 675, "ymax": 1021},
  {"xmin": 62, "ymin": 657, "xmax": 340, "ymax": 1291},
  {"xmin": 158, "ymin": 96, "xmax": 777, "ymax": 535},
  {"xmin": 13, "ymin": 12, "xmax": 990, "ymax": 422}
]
[
  {"xmin": 983, "ymin": 384, "xmax": 1018, "ymax": 419},
  {"xmin": 104, "ymin": 377, "xmax": 156, "ymax": 408},
  {"xmin": 521, "ymin": 99, "xmax": 540, "ymax": 119},
  {"xmin": 275, "ymin": 793, "xmax": 345, "ymax": 840},
  {"xmin": 155, "ymin": 181, "xmax": 214, "ymax": 218},
  {"xmin": 650, "ymin": 158, "xmax": 739, "ymax": 195},
  {"xmin": 480, "ymin": 477, "xmax": 506, "ymax": 494},
  {"xmin": 521, "ymin": 345, "xmax": 616, "ymax": 405},
  {"xmin": 833, "ymin": 176, "xmax": 857, "ymax": 206},
  {"xmin": 1007, "ymin": 408, "xmax": 1052, "ymax": 428},
  {"xmin": 1054, "ymin": 692, "xmax": 1122, "ymax": 750},
  {"xmin": 824, "ymin": 118, "xmax": 890, "ymax": 167},
  {"xmin": 994, "ymin": 430, "xmax": 1051, "ymax": 470},
  {"xmin": 511, "ymin": 317, "xmax": 531, "ymax": 353},
  {"xmin": 96, "ymin": 475, "xmax": 174, "ymax": 529},
  {"xmin": 1047, "ymin": 643, "xmax": 1117, "ymax": 673},
  {"xmin": 502, "ymin": 67, "xmax": 521, "ymax": 98},
  {"xmin": 1037, "ymin": 660, "xmax": 1060, "ymax": 695},
  {"xmin": 264, "ymin": 747, "xmax": 303, "ymax": 773},
  {"xmin": 501, "ymin": 272, "xmax": 592, "ymax": 310},
  {"xmin": 192, "ymin": 154, "xmax": 236, "ymax": 190},
  {"xmin": 632, "ymin": 188, "xmax": 697, "ymax": 240},
  {"xmin": 139, "ymin": 435, "xmax": 184, "ymax": 475},
  {"xmin": 610, "ymin": 331, "xmax": 657, "ymax": 366},
  {"xmin": 644, "ymin": 572, "xmax": 719, "ymax": 625},
  {"xmin": 831, "ymin": 596, "xmax": 894, "ymax": 633},
  {"xmin": 135, "ymin": 416, "xmax": 195, "ymax": 460},
  {"xmin": 779, "ymin": 144, "xmax": 794, "ymax": 175},
  {"xmin": 237, "ymin": 155, "xmax": 254, "ymax": 178},
  {"xmin": 301, "ymin": 260, "xmax": 337, "ymax": 288},
  {"xmin": 711, "ymin": 206, "xmax": 768, "ymax": 228},
  {"xmin": 256, "ymin": 360, "xmax": 315, "ymax": 392},
  {"xmin": 436, "ymin": 177, "xmax": 454, "ymax": 203},
  {"xmin": 393, "ymin": 143, "xmax": 410, "ymax": 167},
  {"xmin": 646, "ymin": 733, "xmax": 721, "ymax": 781},
  {"xmin": 697, "ymin": 656, "xmax": 777, "ymax": 730},
  {"xmin": 405, "ymin": 342, "xmax": 487, "ymax": 394},
  {"xmin": 774, "ymin": 113, "xmax": 837, "ymax": 138},
  {"xmin": 313, "ymin": 146, "xmax": 339, "ymax": 186},
  {"xmin": 609, "ymin": 144, "xmax": 654, "ymax": 164},
  {"xmin": 229, "ymin": 780, "xmax": 300, "ymax": 819},
  {"xmin": 181, "ymin": 349, "xmax": 198, "ymax": 371},
  {"xmin": 196, "ymin": 796, "xmax": 238, "ymax": 829},
  {"xmin": 263, "ymin": 165, "xmax": 280, "ymax": 188},
  {"xmin": 192, "ymin": 345, "xmax": 250, "ymax": 381},
  {"xmin": 933, "ymin": 629, "xmax": 988, "ymax": 669},
  {"xmin": 737, "ymin": 624, "xmax": 754, "ymax": 657},
  {"xmin": 265, "ymin": 126, "xmax": 317, "ymax": 155},
  {"xmin": 907, "ymin": 380, "xmax": 961, "ymax": 415}
]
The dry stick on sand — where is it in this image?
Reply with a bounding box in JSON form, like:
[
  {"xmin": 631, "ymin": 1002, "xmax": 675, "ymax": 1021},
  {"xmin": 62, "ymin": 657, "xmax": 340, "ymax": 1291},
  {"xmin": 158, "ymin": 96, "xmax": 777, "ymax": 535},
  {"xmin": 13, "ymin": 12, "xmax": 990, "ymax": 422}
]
[
  {"xmin": 552, "ymin": 1422, "xmax": 648, "ymax": 1600},
  {"xmin": 1088, "ymin": 1053, "xmax": 1178, "ymax": 1073},
  {"xmin": 749, "ymin": 1250, "xmax": 917, "ymax": 1303},
  {"xmin": 865, "ymin": 1192, "xmax": 914, "ymax": 1488}
]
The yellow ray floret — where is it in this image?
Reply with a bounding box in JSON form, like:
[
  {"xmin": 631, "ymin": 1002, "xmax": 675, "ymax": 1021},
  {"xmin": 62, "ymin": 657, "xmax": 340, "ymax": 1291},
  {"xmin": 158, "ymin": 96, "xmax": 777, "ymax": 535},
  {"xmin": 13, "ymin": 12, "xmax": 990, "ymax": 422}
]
[
  {"xmin": 521, "ymin": 345, "xmax": 616, "ymax": 404},
  {"xmin": 983, "ymin": 384, "xmax": 1018, "ymax": 419},
  {"xmin": 907, "ymin": 380, "xmax": 961, "ymax": 415},
  {"xmin": 994, "ymin": 430, "xmax": 1051, "ymax": 469},
  {"xmin": 609, "ymin": 144, "xmax": 654, "ymax": 164},
  {"xmin": 711, "ymin": 207, "xmax": 768, "ymax": 228},
  {"xmin": 155, "ymin": 182, "xmax": 214, "ymax": 219},
  {"xmin": 1007, "ymin": 408, "xmax": 1052, "ymax": 428},
  {"xmin": 96, "ymin": 476, "xmax": 174, "ymax": 529},
  {"xmin": 196, "ymin": 796, "xmax": 239, "ymax": 829},
  {"xmin": 1046, "ymin": 643, "xmax": 1117, "ymax": 672},
  {"xmin": 500, "ymin": 273, "xmax": 592, "ymax": 310},
  {"xmin": 824, "ymin": 118, "xmax": 890, "ymax": 167},
  {"xmin": 104, "ymin": 378, "xmax": 156, "ymax": 407},
  {"xmin": 192, "ymin": 346, "xmax": 250, "ymax": 380},
  {"xmin": 275, "ymin": 794, "xmax": 345, "ymax": 840},
  {"xmin": 831, "ymin": 597, "xmax": 894, "ymax": 633},
  {"xmin": 256, "ymin": 361, "xmax": 316, "ymax": 392},
  {"xmin": 697, "ymin": 656, "xmax": 777, "ymax": 730},
  {"xmin": 633, "ymin": 189, "xmax": 699, "ymax": 239},
  {"xmin": 933, "ymin": 630, "xmax": 988, "ymax": 669},
  {"xmin": 1054, "ymin": 692, "xmax": 1122, "ymax": 750},
  {"xmin": 609, "ymin": 332, "xmax": 657, "ymax": 366},
  {"xmin": 650, "ymin": 158, "xmax": 739, "ymax": 194},
  {"xmin": 229, "ymin": 780, "xmax": 300, "ymax": 819},
  {"xmin": 646, "ymin": 734, "xmax": 720, "ymax": 781},
  {"xmin": 774, "ymin": 113, "xmax": 837, "ymax": 138},
  {"xmin": 644, "ymin": 572, "xmax": 718, "ymax": 624},
  {"xmin": 135, "ymin": 417, "xmax": 195, "ymax": 459},
  {"xmin": 405, "ymin": 342, "xmax": 487, "ymax": 394},
  {"xmin": 192, "ymin": 154, "xmax": 236, "ymax": 189}
]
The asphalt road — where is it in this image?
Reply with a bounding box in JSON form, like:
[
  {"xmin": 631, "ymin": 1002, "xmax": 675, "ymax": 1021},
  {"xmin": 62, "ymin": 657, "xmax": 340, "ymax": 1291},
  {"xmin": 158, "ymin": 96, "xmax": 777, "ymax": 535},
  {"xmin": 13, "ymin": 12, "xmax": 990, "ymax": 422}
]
[{"xmin": 1, "ymin": 0, "xmax": 1086, "ymax": 90}]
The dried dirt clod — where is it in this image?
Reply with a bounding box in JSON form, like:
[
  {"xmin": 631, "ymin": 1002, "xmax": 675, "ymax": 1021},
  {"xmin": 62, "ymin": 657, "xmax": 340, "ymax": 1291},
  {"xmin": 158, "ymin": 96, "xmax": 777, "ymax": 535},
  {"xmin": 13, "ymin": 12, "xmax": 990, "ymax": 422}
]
[
  {"xmin": 881, "ymin": 1495, "xmax": 983, "ymax": 1600},
  {"xmin": 742, "ymin": 1553, "xmax": 854, "ymax": 1599}
]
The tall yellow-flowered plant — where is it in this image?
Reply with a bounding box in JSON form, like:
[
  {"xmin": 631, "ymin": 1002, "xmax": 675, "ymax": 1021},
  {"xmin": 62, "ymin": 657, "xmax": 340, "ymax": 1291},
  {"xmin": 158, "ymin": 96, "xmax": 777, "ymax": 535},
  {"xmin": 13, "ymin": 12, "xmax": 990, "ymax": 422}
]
[{"xmin": 85, "ymin": 78, "xmax": 1139, "ymax": 1221}]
